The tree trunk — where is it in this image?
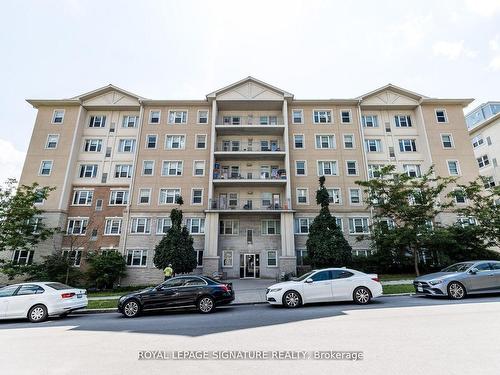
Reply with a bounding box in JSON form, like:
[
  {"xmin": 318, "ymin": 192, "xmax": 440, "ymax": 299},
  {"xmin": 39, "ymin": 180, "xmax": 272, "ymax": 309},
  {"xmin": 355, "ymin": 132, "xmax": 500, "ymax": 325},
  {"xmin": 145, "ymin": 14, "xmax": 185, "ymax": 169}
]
[
  {"xmin": 65, "ymin": 266, "xmax": 69, "ymax": 284},
  {"xmin": 413, "ymin": 247, "xmax": 420, "ymax": 276}
]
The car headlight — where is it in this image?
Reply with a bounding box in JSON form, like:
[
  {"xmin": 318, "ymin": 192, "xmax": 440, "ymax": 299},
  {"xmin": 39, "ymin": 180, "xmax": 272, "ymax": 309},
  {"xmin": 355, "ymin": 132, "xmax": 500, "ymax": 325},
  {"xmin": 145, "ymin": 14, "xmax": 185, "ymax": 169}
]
[
  {"xmin": 429, "ymin": 279, "xmax": 444, "ymax": 285},
  {"xmin": 119, "ymin": 296, "xmax": 127, "ymax": 302},
  {"xmin": 268, "ymin": 288, "xmax": 282, "ymax": 293}
]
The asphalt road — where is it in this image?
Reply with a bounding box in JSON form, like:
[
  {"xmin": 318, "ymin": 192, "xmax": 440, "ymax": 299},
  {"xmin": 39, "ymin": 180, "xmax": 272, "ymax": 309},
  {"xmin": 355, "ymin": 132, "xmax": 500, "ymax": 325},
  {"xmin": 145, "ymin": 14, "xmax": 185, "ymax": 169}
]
[{"xmin": 1, "ymin": 294, "xmax": 500, "ymax": 375}]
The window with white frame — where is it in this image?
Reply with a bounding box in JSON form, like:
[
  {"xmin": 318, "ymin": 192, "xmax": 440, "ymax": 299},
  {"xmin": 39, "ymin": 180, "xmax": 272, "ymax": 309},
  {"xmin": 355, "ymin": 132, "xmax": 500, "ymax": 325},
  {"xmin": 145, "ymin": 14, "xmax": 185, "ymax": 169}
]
[
  {"xmin": 84, "ymin": 139, "xmax": 103, "ymax": 152},
  {"xmin": 294, "ymin": 218, "xmax": 311, "ymax": 234},
  {"xmin": 477, "ymin": 155, "xmax": 490, "ymax": 168},
  {"xmin": 52, "ymin": 110, "xmax": 64, "ymax": 124},
  {"xmin": 228, "ymin": 192, "xmax": 238, "ymax": 207},
  {"xmin": 295, "ymin": 160, "xmax": 306, "ymax": 176},
  {"xmin": 72, "ymin": 190, "xmax": 93, "ymax": 205},
  {"xmin": 186, "ymin": 218, "xmax": 205, "ymax": 234},
  {"xmin": 89, "ymin": 115, "xmax": 106, "ymax": 128},
  {"xmin": 130, "ymin": 217, "xmax": 151, "ymax": 234},
  {"xmin": 364, "ymin": 139, "xmax": 382, "ymax": 152},
  {"xmin": 67, "ymin": 218, "xmax": 88, "ymax": 235},
  {"xmin": 165, "ymin": 135, "xmax": 185, "ymax": 150},
  {"xmin": 196, "ymin": 134, "xmax": 207, "ymax": 149},
  {"xmin": 62, "ymin": 250, "xmax": 82, "ymax": 266},
  {"xmin": 118, "ymin": 139, "xmax": 136, "ymax": 153},
  {"xmin": 317, "ymin": 161, "xmax": 338, "ymax": 176},
  {"xmin": 348, "ymin": 217, "xmax": 370, "ymax": 234},
  {"xmin": 315, "ymin": 135, "xmax": 335, "ymax": 149},
  {"xmin": 197, "ymin": 110, "xmax": 209, "ymax": 124},
  {"xmin": 193, "ymin": 161, "xmax": 205, "ymax": 176},
  {"xmin": 104, "ymin": 218, "xmax": 122, "ymax": 235},
  {"xmin": 292, "ymin": 109, "xmax": 303, "ymax": 124},
  {"xmin": 142, "ymin": 160, "xmax": 154, "ymax": 176},
  {"xmin": 261, "ymin": 192, "xmax": 272, "ymax": 207},
  {"xmin": 447, "ymin": 160, "xmax": 460, "ymax": 176},
  {"xmin": 404, "ymin": 164, "xmax": 422, "ymax": 178},
  {"xmin": 156, "ymin": 217, "xmax": 172, "ymax": 234},
  {"xmin": 341, "ymin": 110, "xmax": 351, "ymax": 123},
  {"xmin": 294, "ymin": 134, "xmax": 304, "ymax": 148},
  {"xmin": 149, "ymin": 110, "xmax": 161, "ymax": 124},
  {"xmin": 222, "ymin": 250, "xmax": 233, "ymax": 267},
  {"xmin": 109, "ymin": 190, "xmax": 129, "ymax": 205},
  {"xmin": 46, "ymin": 134, "xmax": 59, "ymax": 149},
  {"xmin": 368, "ymin": 164, "xmax": 383, "ymax": 179},
  {"xmin": 472, "ymin": 135, "xmax": 484, "ymax": 148},
  {"xmin": 349, "ymin": 188, "xmax": 361, "ymax": 204},
  {"xmin": 159, "ymin": 188, "xmax": 181, "ymax": 204},
  {"xmin": 39, "ymin": 161, "xmax": 53, "ymax": 176},
  {"xmin": 457, "ymin": 216, "xmax": 477, "ymax": 227},
  {"xmin": 146, "ymin": 135, "xmax": 157, "ymax": 149},
  {"xmin": 114, "ymin": 164, "xmax": 132, "ymax": 178},
  {"xmin": 126, "ymin": 249, "xmax": 147, "ymax": 267},
  {"xmin": 454, "ymin": 189, "xmax": 467, "ymax": 204},
  {"xmin": 361, "ymin": 115, "xmax": 378, "ymax": 127},
  {"xmin": 394, "ymin": 115, "xmax": 412, "ymax": 127},
  {"xmin": 297, "ymin": 188, "xmax": 308, "ymax": 204},
  {"xmin": 435, "ymin": 109, "xmax": 447, "ymax": 123},
  {"xmin": 336, "ymin": 217, "xmax": 343, "ymax": 231},
  {"xmin": 79, "ymin": 164, "xmax": 98, "ymax": 178},
  {"xmin": 261, "ymin": 220, "xmax": 280, "ymax": 235},
  {"xmin": 138, "ymin": 189, "xmax": 151, "ymax": 204},
  {"xmin": 168, "ymin": 110, "xmax": 188, "ymax": 124},
  {"xmin": 122, "ymin": 115, "xmax": 139, "ymax": 128},
  {"xmin": 161, "ymin": 161, "xmax": 183, "ymax": 176},
  {"xmin": 346, "ymin": 161, "xmax": 358, "ymax": 176},
  {"xmin": 191, "ymin": 189, "xmax": 203, "ymax": 204},
  {"xmin": 267, "ymin": 250, "xmax": 278, "ymax": 267},
  {"xmin": 327, "ymin": 188, "xmax": 341, "ymax": 204},
  {"xmin": 223, "ymin": 116, "xmax": 241, "ymax": 125},
  {"xmin": 398, "ymin": 139, "xmax": 417, "ymax": 152},
  {"xmin": 34, "ymin": 189, "xmax": 45, "ymax": 204},
  {"xmin": 220, "ymin": 220, "xmax": 239, "ymax": 235},
  {"xmin": 12, "ymin": 250, "xmax": 34, "ymax": 265},
  {"xmin": 343, "ymin": 134, "xmax": 354, "ymax": 149},
  {"xmin": 441, "ymin": 134, "xmax": 454, "ymax": 148},
  {"xmin": 313, "ymin": 110, "xmax": 332, "ymax": 124}
]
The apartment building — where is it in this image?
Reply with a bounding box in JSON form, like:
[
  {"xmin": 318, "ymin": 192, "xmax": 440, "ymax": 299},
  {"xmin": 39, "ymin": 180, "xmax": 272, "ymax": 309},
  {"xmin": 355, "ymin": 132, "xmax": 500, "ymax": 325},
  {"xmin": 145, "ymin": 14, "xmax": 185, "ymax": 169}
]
[{"xmin": 8, "ymin": 77, "xmax": 478, "ymax": 285}]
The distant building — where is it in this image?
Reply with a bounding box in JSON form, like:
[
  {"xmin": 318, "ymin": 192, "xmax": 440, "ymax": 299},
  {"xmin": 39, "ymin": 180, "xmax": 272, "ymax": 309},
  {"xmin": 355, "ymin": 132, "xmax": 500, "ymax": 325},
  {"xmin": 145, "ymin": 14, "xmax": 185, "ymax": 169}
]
[{"xmin": 465, "ymin": 101, "xmax": 500, "ymax": 130}]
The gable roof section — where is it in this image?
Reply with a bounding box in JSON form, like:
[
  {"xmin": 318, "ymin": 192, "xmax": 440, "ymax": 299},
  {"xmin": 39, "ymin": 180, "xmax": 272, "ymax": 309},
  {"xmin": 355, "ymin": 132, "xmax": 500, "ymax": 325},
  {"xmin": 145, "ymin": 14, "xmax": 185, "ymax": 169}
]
[
  {"xmin": 70, "ymin": 84, "xmax": 146, "ymax": 101},
  {"xmin": 206, "ymin": 76, "xmax": 293, "ymax": 99},
  {"xmin": 357, "ymin": 83, "xmax": 428, "ymax": 101}
]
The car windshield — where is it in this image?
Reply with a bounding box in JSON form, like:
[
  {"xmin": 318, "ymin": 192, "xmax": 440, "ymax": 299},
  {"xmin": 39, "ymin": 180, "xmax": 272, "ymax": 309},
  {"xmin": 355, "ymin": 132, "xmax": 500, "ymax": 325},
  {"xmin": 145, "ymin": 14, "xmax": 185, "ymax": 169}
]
[
  {"xmin": 45, "ymin": 282, "xmax": 72, "ymax": 290},
  {"xmin": 294, "ymin": 271, "xmax": 315, "ymax": 281},
  {"xmin": 441, "ymin": 263, "xmax": 474, "ymax": 272}
]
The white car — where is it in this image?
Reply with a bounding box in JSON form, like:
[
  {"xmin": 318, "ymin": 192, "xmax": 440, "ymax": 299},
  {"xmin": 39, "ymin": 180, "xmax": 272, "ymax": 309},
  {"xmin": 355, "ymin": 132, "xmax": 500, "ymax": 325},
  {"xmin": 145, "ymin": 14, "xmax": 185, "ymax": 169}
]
[
  {"xmin": 0, "ymin": 282, "xmax": 87, "ymax": 322},
  {"xmin": 266, "ymin": 268, "xmax": 383, "ymax": 307}
]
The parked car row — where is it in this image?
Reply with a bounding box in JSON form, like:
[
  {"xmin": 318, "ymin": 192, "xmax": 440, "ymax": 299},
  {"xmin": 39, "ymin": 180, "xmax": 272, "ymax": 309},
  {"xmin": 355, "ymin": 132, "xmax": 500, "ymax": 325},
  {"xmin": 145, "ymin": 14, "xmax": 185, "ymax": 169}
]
[{"xmin": 1, "ymin": 260, "xmax": 500, "ymax": 322}]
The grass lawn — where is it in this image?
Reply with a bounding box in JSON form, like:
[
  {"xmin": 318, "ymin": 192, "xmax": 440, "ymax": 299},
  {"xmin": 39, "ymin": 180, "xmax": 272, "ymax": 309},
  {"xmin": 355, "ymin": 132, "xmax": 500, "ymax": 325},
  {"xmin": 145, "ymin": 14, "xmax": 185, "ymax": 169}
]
[
  {"xmin": 382, "ymin": 284, "xmax": 415, "ymax": 294},
  {"xmin": 87, "ymin": 299, "xmax": 118, "ymax": 309},
  {"xmin": 87, "ymin": 291, "xmax": 127, "ymax": 298},
  {"xmin": 379, "ymin": 273, "xmax": 416, "ymax": 281}
]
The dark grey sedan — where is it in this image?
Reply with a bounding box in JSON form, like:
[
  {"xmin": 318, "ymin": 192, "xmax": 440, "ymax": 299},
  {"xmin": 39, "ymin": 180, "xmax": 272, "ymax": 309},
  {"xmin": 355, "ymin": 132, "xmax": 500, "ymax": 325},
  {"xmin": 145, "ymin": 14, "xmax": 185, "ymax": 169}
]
[{"xmin": 414, "ymin": 261, "xmax": 500, "ymax": 299}]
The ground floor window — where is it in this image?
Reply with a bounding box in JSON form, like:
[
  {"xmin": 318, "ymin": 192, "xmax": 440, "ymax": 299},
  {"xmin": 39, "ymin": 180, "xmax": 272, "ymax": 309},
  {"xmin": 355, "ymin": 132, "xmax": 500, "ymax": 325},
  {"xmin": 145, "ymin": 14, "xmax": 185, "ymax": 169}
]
[
  {"xmin": 222, "ymin": 250, "xmax": 233, "ymax": 267},
  {"xmin": 196, "ymin": 250, "xmax": 203, "ymax": 267},
  {"xmin": 126, "ymin": 249, "xmax": 147, "ymax": 267},
  {"xmin": 62, "ymin": 250, "xmax": 82, "ymax": 266},
  {"xmin": 267, "ymin": 250, "xmax": 278, "ymax": 267},
  {"xmin": 352, "ymin": 249, "xmax": 372, "ymax": 257},
  {"xmin": 296, "ymin": 249, "xmax": 309, "ymax": 266},
  {"xmin": 348, "ymin": 217, "xmax": 370, "ymax": 234},
  {"xmin": 12, "ymin": 250, "xmax": 34, "ymax": 265}
]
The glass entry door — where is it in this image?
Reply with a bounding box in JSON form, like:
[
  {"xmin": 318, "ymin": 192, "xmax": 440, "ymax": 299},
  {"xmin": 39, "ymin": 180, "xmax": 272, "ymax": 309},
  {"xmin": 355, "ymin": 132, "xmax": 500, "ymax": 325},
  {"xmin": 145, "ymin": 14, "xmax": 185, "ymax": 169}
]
[{"xmin": 239, "ymin": 254, "xmax": 260, "ymax": 278}]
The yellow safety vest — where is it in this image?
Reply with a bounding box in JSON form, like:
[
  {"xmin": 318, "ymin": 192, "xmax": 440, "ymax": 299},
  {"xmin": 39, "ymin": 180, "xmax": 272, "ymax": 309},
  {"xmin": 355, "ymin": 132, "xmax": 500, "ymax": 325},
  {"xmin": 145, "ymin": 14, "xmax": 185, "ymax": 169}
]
[{"xmin": 164, "ymin": 267, "xmax": 173, "ymax": 277}]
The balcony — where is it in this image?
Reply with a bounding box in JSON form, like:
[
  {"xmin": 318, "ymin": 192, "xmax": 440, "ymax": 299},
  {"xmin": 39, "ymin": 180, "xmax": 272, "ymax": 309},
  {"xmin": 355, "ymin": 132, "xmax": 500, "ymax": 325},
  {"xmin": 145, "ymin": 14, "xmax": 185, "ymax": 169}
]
[
  {"xmin": 206, "ymin": 198, "xmax": 293, "ymax": 213},
  {"xmin": 214, "ymin": 141, "xmax": 286, "ymax": 160},
  {"xmin": 216, "ymin": 116, "xmax": 285, "ymax": 135},
  {"xmin": 213, "ymin": 167, "xmax": 287, "ymax": 186}
]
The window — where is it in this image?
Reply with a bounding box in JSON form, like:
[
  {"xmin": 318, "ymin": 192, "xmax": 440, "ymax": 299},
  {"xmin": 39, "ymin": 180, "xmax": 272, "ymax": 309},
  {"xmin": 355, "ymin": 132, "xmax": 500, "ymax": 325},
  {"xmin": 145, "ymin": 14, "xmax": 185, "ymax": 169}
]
[
  {"xmin": 156, "ymin": 217, "xmax": 172, "ymax": 234},
  {"xmin": 484, "ymin": 176, "xmax": 496, "ymax": 189},
  {"xmin": 398, "ymin": 139, "xmax": 417, "ymax": 152},
  {"xmin": 197, "ymin": 110, "xmax": 209, "ymax": 124},
  {"xmin": 294, "ymin": 134, "xmax": 304, "ymax": 148},
  {"xmin": 228, "ymin": 192, "xmax": 238, "ymax": 207},
  {"xmin": 193, "ymin": 161, "xmax": 205, "ymax": 176},
  {"xmin": 122, "ymin": 115, "xmax": 139, "ymax": 128},
  {"xmin": 168, "ymin": 110, "xmax": 188, "ymax": 124},
  {"xmin": 161, "ymin": 161, "xmax": 183, "ymax": 176},
  {"xmin": 346, "ymin": 161, "xmax": 358, "ymax": 176},
  {"xmin": 186, "ymin": 218, "xmax": 205, "ymax": 234},
  {"xmin": 261, "ymin": 192, "xmax": 272, "ymax": 207},
  {"xmin": 441, "ymin": 134, "xmax": 454, "ymax": 148},
  {"xmin": 343, "ymin": 134, "xmax": 354, "ymax": 149},
  {"xmin": 84, "ymin": 139, "xmax": 103, "ymax": 152},
  {"xmin": 368, "ymin": 164, "xmax": 383, "ymax": 179},
  {"xmin": 313, "ymin": 110, "xmax": 332, "ymax": 124},
  {"xmin": 311, "ymin": 270, "xmax": 331, "ymax": 281},
  {"xmin": 223, "ymin": 116, "xmax": 241, "ymax": 125},
  {"xmin": 394, "ymin": 115, "xmax": 412, "ymax": 127},
  {"xmin": 454, "ymin": 189, "xmax": 467, "ymax": 204},
  {"xmin": 261, "ymin": 220, "xmax": 280, "ymax": 235},
  {"xmin": 457, "ymin": 216, "xmax": 476, "ymax": 227},
  {"xmin": 130, "ymin": 218, "xmax": 151, "ymax": 234},
  {"xmin": 146, "ymin": 135, "xmax": 157, "ymax": 149},
  {"xmin": 34, "ymin": 189, "xmax": 45, "ymax": 204},
  {"xmin": 66, "ymin": 218, "xmax": 88, "ymax": 235},
  {"xmin": 46, "ymin": 134, "xmax": 59, "ymax": 149},
  {"xmin": 126, "ymin": 250, "xmax": 147, "ymax": 267},
  {"xmin": 247, "ymin": 229, "xmax": 253, "ymax": 244},
  {"xmin": 349, "ymin": 188, "xmax": 361, "ymax": 204},
  {"xmin": 477, "ymin": 155, "xmax": 490, "ymax": 169},
  {"xmin": 39, "ymin": 161, "xmax": 53, "ymax": 176},
  {"xmin": 142, "ymin": 160, "xmax": 154, "ymax": 176},
  {"xmin": 292, "ymin": 109, "xmax": 303, "ymax": 124},
  {"xmin": 104, "ymin": 218, "xmax": 122, "ymax": 235},
  {"xmin": 296, "ymin": 249, "xmax": 309, "ymax": 266},
  {"xmin": 196, "ymin": 134, "xmax": 207, "ymax": 149},
  {"xmin": 296, "ymin": 160, "xmax": 306, "ymax": 176},
  {"xmin": 89, "ymin": 115, "xmax": 106, "ymax": 128},
  {"xmin": 435, "ymin": 109, "xmax": 447, "ymax": 123},
  {"xmin": 72, "ymin": 190, "xmax": 93, "ymax": 205},
  {"xmin": 472, "ymin": 135, "xmax": 484, "ymax": 148},
  {"xmin": 220, "ymin": 220, "xmax": 239, "ymax": 235},
  {"xmin": 114, "ymin": 164, "xmax": 132, "ymax": 178},
  {"xmin": 327, "ymin": 188, "xmax": 341, "ymax": 204},
  {"xmin": 315, "ymin": 135, "xmax": 335, "ymax": 149},
  {"xmin": 149, "ymin": 110, "xmax": 161, "ymax": 124},
  {"xmin": 138, "ymin": 189, "xmax": 151, "ymax": 204},
  {"xmin": 297, "ymin": 188, "xmax": 308, "ymax": 204},
  {"xmin": 165, "ymin": 135, "xmax": 185, "ymax": 150},
  {"xmin": 191, "ymin": 189, "xmax": 203, "ymax": 204},
  {"xmin": 118, "ymin": 139, "xmax": 136, "ymax": 153},
  {"xmin": 336, "ymin": 217, "xmax": 343, "ymax": 231},
  {"xmin": 348, "ymin": 217, "xmax": 370, "ymax": 234},
  {"xmin": 12, "ymin": 250, "xmax": 34, "ymax": 265},
  {"xmin": 62, "ymin": 250, "xmax": 82, "ymax": 266},
  {"xmin": 196, "ymin": 250, "xmax": 204, "ymax": 267},
  {"xmin": 447, "ymin": 160, "xmax": 460, "ymax": 176},
  {"xmin": 105, "ymin": 147, "xmax": 112, "ymax": 157},
  {"xmin": 361, "ymin": 115, "xmax": 378, "ymax": 127},
  {"xmin": 159, "ymin": 188, "xmax": 181, "ymax": 204},
  {"xmin": 317, "ymin": 161, "xmax": 338, "ymax": 176},
  {"xmin": 222, "ymin": 250, "xmax": 233, "ymax": 267},
  {"xmin": 79, "ymin": 164, "xmax": 98, "ymax": 178},
  {"xmin": 341, "ymin": 110, "xmax": 351, "ymax": 123},
  {"xmin": 16, "ymin": 284, "xmax": 45, "ymax": 295},
  {"xmin": 52, "ymin": 110, "xmax": 64, "ymax": 124},
  {"xmin": 294, "ymin": 218, "xmax": 311, "ymax": 234},
  {"xmin": 109, "ymin": 190, "xmax": 129, "ymax": 205},
  {"xmin": 365, "ymin": 139, "xmax": 382, "ymax": 152},
  {"xmin": 487, "ymin": 136, "xmax": 492, "ymax": 145},
  {"xmin": 267, "ymin": 250, "xmax": 278, "ymax": 267},
  {"xmin": 404, "ymin": 164, "xmax": 422, "ymax": 178}
]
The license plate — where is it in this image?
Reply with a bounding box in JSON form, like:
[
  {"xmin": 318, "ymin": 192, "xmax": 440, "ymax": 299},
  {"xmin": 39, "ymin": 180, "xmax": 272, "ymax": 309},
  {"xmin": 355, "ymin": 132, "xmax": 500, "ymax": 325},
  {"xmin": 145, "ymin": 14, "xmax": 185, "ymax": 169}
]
[
  {"xmin": 77, "ymin": 294, "xmax": 82, "ymax": 298},
  {"xmin": 417, "ymin": 286, "xmax": 423, "ymax": 292}
]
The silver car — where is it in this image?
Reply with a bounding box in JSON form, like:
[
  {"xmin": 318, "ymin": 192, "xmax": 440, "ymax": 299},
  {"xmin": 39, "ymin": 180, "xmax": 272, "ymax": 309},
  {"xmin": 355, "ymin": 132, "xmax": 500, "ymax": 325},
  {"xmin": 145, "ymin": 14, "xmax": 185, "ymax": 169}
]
[{"xmin": 414, "ymin": 261, "xmax": 500, "ymax": 299}]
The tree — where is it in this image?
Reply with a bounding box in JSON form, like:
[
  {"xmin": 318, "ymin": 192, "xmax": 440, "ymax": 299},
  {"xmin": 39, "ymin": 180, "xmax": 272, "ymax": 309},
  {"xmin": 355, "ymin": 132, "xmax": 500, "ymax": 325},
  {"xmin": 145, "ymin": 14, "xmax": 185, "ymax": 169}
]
[
  {"xmin": 153, "ymin": 196, "xmax": 197, "ymax": 274},
  {"xmin": 306, "ymin": 176, "xmax": 352, "ymax": 267},
  {"xmin": 25, "ymin": 253, "xmax": 83, "ymax": 285},
  {"xmin": 86, "ymin": 251, "xmax": 127, "ymax": 289},
  {"xmin": 356, "ymin": 165, "xmax": 456, "ymax": 276}
]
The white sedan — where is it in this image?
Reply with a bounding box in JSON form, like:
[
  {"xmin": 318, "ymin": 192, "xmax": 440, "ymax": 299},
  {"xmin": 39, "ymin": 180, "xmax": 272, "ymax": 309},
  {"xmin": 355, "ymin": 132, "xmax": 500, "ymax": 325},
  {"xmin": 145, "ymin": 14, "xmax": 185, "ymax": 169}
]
[
  {"xmin": 266, "ymin": 268, "xmax": 383, "ymax": 307},
  {"xmin": 0, "ymin": 282, "xmax": 87, "ymax": 322}
]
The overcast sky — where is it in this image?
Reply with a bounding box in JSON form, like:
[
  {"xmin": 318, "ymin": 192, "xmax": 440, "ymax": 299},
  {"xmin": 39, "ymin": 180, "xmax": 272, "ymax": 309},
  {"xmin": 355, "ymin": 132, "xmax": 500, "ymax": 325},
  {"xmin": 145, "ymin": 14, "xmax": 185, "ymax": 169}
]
[{"xmin": 1, "ymin": 0, "xmax": 500, "ymax": 183}]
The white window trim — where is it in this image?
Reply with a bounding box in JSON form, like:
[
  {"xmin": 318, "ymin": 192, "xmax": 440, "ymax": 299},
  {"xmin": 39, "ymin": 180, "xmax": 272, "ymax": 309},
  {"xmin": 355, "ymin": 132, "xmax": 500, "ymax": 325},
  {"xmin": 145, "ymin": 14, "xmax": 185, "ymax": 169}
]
[
  {"xmin": 348, "ymin": 217, "xmax": 370, "ymax": 235},
  {"xmin": 295, "ymin": 217, "xmax": 311, "ymax": 235},
  {"xmin": 345, "ymin": 160, "xmax": 359, "ymax": 176},
  {"xmin": 293, "ymin": 133, "xmax": 305, "ymax": 149},
  {"xmin": 446, "ymin": 159, "xmax": 461, "ymax": 176},
  {"xmin": 317, "ymin": 160, "xmax": 339, "ymax": 176},
  {"xmin": 435, "ymin": 108, "xmax": 448, "ymax": 123},
  {"xmin": 191, "ymin": 188, "xmax": 204, "ymax": 205},
  {"xmin": 126, "ymin": 249, "xmax": 148, "ymax": 268},
  {"xmin": 103, "ymin": 217, "xmax": 122, "ymax": 236},
  {"xmin": 129, "ymin": 217, "xmax": 152, "ymax": 235},
  {"xmin": 197, "ymin": 109, "xmax": 210, "ymax": 125},
  {"xmin": 66, "ymin": 217, "xmax": 89, "ymax": 236},
  {"xmin": 45, "ymin": 134, "xmax": 60, "ymax": 149},
  {"xmin": 148, "ymin": 109, "xmax": 161, "ymax": 125},
  {"xmin": 51, "ymin": 109, "xmax": 65, "ymax": 124},
  {"xmin": 365, "ymin": 139, "xmax": 383, "ymax": 153},
  {"xmin": 312, "ymin": 109, "xmax": 333, "ymax": 124},
  {"xmin": 220, "ymin": 220, "xmax": 239, "ymax": 236},
  {"xmin": 440, "ymin": 133, "xmax": 455, "ymax": 149},
  {"xmin": 38, "ymin": 160, "xmax": 53, "ymax": 176},
  {"xmin": 145, "ymin": 134, "xmax": 158, "ymax": 149},
  {"xmin": 158, "ymin": 187, "xmax": 182, "ymax": 205},
  {"xmin": 295, "ymin": 160, "xmax": 307, "ymax": 176},
  {"xmin": 342, "ymin": 133, "xmax": 355, "ymax": 149},
  {"xmin": 340, "ymin": 109, "xmax": 352, "ymax": 124},
  {"xmin": 161, "ymin": 160, "xmax": 183, "ymax": 176},
  {"xmin": 349, "ymin": 188, "xmax": 362, "ymax": 206},
  {"xmin": 296, "ymin": 187, "xmax": 309, "ymax": 205},
  {"xmin": 291, "ymin": 109, "xmax": 304, "ymax": 124},
  {"xmin": 186, "ymin": 217, "xmax": 205, "ymax": 235},
  {"xmin": 156, "ymin": 217, "xmax": 172, "ymax": 235},
  {"xmin": 164, "ymin": 134, "xmax": 186, "ymax": 150},
  {"xmin": 195, "ymin": 134, "xmax": 207, "ymax": 149},
  {"xmin": 168, "ymin": 110, "xmax": 188, "ymax": 124},
  {"xmin": 117, "ymin": 138, "xmax": 137, "ymax": 153},
  {"xmin": 138, "ymin": 188, "xmax": 152, "ymax": 205},
  {"xmin": 328, "ymin": 187, "xmax": 342, "ymax": 205},
  {"xmin": 109, "ymin": 189, "xmax": 129, "ymax": 206},
  {"xmin": 71, "ymin": 189, "xmax": 94, "ymax": 206},
  {"xmin": 222, "ymin": 250, "xmax": 234, "ymax": 268},
  {"xmin": 141, "ymin": 160, "xmax": 155, "ymax": 176},
  {"xmin": 261, "ymin": 220, "xmax": 281, "ymax": 236},
  {"xmin": 314, "ymin": 134, "xmax": 336, "ymax": 149},
  {"xmin": 267, "ymin": 250, "xmax": 279, "ymax": 268},
  {"xmin": 192, "ymin": 160, "xmax": 206, "ymax": 177}
]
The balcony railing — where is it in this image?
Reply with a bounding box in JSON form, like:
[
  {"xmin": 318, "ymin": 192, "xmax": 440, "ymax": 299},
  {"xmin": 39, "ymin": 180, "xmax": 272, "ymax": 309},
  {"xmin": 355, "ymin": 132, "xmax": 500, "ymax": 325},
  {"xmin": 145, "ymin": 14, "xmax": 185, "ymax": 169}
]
[
  {"xmin": 208, "ymin": 198, "xmax": 292, "ymax": 211},
  {"xmin": 215, "ymin": 141, "xmax": 284, "ymax": 152},
  {"xmin": 217, "ymin": 116, "xmax": 284, "ymax": 126},
  {"xmin": 213, "ymin": 169, "xmax": 287, "ymax": 180}
]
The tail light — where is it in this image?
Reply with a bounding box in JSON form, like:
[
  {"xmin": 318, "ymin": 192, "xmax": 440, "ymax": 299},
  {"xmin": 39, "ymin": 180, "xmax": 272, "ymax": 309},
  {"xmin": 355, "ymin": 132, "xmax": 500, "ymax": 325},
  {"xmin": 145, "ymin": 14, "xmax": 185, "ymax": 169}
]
[
  {"xmin": 219, "ymin": 285, "xmax": 230, "ymax": 292},
  {"xmin": 371, "ymin": 277, "xmax": 380, "ymax": 283},
  {"xmin": 61, "ymin": 292, "xmax": 75, "ymax": 299}
]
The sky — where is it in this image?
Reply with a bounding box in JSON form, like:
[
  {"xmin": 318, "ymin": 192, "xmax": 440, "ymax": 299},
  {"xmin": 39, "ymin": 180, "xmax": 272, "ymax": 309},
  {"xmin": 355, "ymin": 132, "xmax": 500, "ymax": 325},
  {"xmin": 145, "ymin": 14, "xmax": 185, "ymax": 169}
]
[{"xmin": 1, "ymin": 0, "xmax": 500, "ymax": 184}]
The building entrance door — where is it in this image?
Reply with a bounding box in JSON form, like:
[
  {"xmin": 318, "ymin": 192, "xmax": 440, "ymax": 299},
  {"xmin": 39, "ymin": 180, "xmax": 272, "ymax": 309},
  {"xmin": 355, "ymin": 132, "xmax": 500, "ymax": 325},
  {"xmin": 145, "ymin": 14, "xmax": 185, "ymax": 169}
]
[{"xmin": 240, "ymin": 254, "xmax": 260, "ymax": 278}]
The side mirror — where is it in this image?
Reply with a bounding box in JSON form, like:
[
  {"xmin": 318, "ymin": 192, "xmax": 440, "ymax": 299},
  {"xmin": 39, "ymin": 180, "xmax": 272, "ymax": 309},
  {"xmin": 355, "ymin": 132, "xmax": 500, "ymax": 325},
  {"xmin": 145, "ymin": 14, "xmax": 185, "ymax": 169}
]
[
  {"xmin": 305, "ymin": 278, "xmax": 314, "ymax": 284},
  {"xmin": 469, "ymin": 268, "xmax": 478, "ymax": 275}
]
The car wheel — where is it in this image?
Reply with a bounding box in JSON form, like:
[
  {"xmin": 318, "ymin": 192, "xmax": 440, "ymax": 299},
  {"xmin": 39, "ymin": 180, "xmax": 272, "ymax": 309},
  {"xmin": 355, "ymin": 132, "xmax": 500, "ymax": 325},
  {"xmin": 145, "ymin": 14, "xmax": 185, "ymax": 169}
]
[
  {"xmin": 28, "ymin": 304, "xmax": 48, "ymax": 323},
  {"xmin": 353, "ymin": 287, "xmax": 372, "ymax": 305},
  {"xmin": 198, "ymin": 296, "xmax": 215, "ymax": 313},
  {"xmin": 447, "ymin": 282, "xmax": 466, "ymax": 300},
  {"xmin": 122, "ymin": 299, "xmax": 141, "ymax": 318},
  {"xmin": 283, "ymin": 291, "xmax": 302, "ymax": 308}
]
